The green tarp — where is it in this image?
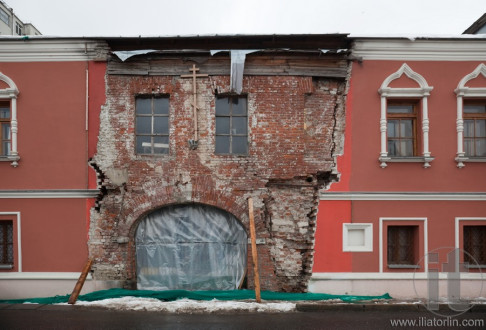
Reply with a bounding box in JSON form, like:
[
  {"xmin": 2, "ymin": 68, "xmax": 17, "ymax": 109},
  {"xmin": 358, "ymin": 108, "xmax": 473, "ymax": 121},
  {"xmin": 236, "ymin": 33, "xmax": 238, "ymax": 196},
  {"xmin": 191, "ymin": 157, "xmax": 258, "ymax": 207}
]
[{"xmin": 0, "ymin": 288, "xmax": 392, "ymax": 304}]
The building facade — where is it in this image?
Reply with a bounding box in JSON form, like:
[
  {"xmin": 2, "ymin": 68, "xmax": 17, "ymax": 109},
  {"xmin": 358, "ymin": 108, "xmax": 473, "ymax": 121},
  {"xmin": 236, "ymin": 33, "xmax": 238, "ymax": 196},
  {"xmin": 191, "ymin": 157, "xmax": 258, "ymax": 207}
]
[
  {"xmin": 0, "ymin": 1, "xmax": 41, "ymax": 36},
  {"xmin": 0, "ymin": 38, "xmax": 106, "ymax": 298},
  {"xmin": 311, "ymin": 37, "xmax": 486, "ymax": 299}
]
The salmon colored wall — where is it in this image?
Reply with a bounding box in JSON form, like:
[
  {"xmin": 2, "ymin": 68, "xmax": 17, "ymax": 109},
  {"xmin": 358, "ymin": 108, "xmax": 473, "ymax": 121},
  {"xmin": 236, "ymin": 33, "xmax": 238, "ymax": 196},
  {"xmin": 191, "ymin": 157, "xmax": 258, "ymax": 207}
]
[
  {"xmin": 0, "ymin": 62, "xmax": 89, "ymax": 189},
  {"xmin": 0, "ymin": 199, "xmax": 89, "ymax": 272},
  {"xmin": 312, "ymin": 200, "xmax": 352, "ymax": 272},
  {"xmin": 87, "ymin": 61, "xmax": 106, "ymax": 190},
  {"xmin": 348, "ymin": 61, "xmax": 486, "ymax": 192}
]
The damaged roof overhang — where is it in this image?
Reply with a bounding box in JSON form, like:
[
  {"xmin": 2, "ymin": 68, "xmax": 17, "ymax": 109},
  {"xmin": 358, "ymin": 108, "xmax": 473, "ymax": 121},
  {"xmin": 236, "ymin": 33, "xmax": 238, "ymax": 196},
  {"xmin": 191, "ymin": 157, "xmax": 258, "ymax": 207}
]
[{"xmin": 102, "ymin": 34, "xmax": 351, "ymax": 52}]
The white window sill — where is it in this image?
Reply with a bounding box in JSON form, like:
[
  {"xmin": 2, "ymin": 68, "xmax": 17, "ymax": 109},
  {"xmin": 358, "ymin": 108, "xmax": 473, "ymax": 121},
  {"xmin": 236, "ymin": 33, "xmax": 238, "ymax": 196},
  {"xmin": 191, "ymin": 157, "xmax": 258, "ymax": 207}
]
[
  {"xmin": 456, "ymin": 156, "xmax": 486, "ymax": 168},
  {"xmin": 388, "ymin": 264, "xmax": 420, "ymax": 269},
  {"xmin": 379, "ymin": 156, "xmax": 434, "ymax": 168},
  {"xmin": 0, "ymin": 264, "xmax": 14, "ymax": 270},
  {"xmin": 0, "ymin": 155, "xmax": 20, "ymax": 167}
]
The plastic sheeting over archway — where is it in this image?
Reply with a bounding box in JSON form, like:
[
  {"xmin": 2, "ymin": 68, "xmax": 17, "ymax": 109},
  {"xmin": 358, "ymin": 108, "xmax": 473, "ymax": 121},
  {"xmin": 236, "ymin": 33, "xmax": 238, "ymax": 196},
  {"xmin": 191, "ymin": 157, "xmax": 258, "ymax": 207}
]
[{"xmin": 135, "ymin": 204, "xmax": 247, "ymax": 291}]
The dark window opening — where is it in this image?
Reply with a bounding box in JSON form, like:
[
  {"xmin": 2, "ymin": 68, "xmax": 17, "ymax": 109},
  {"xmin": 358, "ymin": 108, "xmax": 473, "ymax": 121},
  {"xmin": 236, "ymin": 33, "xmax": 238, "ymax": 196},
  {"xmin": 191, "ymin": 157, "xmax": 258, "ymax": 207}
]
[
  {"xmin": 387, "ymin": 225, "xmax": 418, "ymax": 266},
  {"xmin": 135, "ymin": 96, "xmax": 169, "ymax": 155},
  {"xmin": 464, "ymin": 225, "xmax": 486, "ymax": 265},
  {"xmin": 0, "ymin": 220, "xmax": 13, "ymax": 265},
  {"xmin": 215, "ymin": 96, "xmax": 248, "ymax": 155}
]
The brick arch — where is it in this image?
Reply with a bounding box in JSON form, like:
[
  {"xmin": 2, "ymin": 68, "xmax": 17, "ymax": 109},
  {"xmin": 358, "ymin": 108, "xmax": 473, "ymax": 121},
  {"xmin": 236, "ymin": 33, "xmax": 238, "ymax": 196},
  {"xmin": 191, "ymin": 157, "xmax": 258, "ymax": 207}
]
[{"xmin": 125, "ymin": 199, "xmax": 248, "ymax": 288}]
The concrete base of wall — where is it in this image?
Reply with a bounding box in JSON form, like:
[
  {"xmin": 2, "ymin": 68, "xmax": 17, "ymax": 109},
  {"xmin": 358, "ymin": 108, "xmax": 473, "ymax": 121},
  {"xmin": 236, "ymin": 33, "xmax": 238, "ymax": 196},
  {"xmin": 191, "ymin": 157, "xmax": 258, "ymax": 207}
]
[{"xmin": 309, "ymin": 274, "xmax": 485, "ymax": 299}]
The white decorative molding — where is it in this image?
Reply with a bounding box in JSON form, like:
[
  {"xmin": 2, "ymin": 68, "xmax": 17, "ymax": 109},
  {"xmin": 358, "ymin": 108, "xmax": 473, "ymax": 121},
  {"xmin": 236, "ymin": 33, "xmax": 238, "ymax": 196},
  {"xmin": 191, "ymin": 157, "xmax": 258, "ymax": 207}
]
[
  {"xmin": 378, "ymin": 64, "xmax": 434, "ymax": 168},
  {"xmin": 454, "ymin": 63, "xmax": 486, "ymax": 168},
  {"xmin": 0, "ymin": 190, "xmax": 99, "ymax": 198},
  {"xmin": 0, "ymin": 212, "xmax": 21, "ymax": 272},
  {"xmin": 352, "ymin": 39, "xmax": 486, "ymax": 61},
  {"xmin": 0, "ymin": 72, "xmax": 19, "ymax": 167},
  {"xmin": 379, "ymin": 217, "xmax": 428, "ymax": 273},
  {"xmin": 343, "ymin": 223, "xmax": 373, "ymax": 252},
  {"xmin": 319, "ymin": 192, "xmax": 486, "ymax": 201},
  {"xmin": 455, "ymin": 217, "xmax": 486, "ymax": 250},
  {"xmin": 310, "ymin": 272, "xmax": 484, "ymax": 280},
  {"xmin": 0, "ymin": 39, "xmax": 109, "ymax": 62}
]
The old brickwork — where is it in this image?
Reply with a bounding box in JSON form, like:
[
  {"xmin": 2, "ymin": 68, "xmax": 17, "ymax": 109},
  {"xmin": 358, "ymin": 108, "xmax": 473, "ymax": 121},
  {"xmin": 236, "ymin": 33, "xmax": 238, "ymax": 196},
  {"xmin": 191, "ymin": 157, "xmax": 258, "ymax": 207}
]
[{"xmin": 89, "ymin": 53, "xmax": 347, "ymax": 292}]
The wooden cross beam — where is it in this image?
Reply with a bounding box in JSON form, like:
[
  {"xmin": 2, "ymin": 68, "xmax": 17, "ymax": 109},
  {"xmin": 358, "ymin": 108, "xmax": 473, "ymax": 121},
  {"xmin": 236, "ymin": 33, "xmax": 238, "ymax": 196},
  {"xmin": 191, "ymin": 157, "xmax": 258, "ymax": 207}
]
[{"xmin": 181, "ymin": 64, "xmax": 208, "ymax": 144}]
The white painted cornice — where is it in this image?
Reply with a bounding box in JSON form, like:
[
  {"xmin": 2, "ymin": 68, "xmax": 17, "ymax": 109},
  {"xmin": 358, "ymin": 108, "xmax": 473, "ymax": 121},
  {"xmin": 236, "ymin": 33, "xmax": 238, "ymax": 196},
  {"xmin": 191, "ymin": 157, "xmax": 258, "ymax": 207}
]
[
  {"xmin": 0, "ymin": 39, "xmax": 109, "ymax": 62},
  {"xmin": 319, "ymin": 192, "xmax": 486, "ymax": 201},
  {"xmin": 352, "ymin": 39, "xmax": 486, "ymax": 61},
  {"xmin": 0, "ymin": 189, "xmax": 99, "ymax": 198}
]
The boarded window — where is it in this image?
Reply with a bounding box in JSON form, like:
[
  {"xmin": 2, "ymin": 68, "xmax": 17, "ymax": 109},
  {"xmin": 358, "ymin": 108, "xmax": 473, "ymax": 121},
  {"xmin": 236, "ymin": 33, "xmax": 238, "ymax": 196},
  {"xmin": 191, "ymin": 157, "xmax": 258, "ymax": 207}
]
[
  {"xmin": 215, "ymin": 96, "xmax": 248, "ymax": 155},
  {"xmin": 135, "ymin": 96, "xmax": 169, "ymax": 155}
]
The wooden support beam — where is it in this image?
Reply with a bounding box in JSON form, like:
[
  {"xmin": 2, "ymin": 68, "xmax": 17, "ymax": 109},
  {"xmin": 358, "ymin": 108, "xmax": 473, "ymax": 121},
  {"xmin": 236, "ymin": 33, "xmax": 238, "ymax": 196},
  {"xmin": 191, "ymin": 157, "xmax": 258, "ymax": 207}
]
[
  {"xmin": 68, "ymin": 258, "xmax": 93, "ymax": 305},
  {"xmin": 248, "ymin": 197, "xmax": 261, "ymax": 303}
]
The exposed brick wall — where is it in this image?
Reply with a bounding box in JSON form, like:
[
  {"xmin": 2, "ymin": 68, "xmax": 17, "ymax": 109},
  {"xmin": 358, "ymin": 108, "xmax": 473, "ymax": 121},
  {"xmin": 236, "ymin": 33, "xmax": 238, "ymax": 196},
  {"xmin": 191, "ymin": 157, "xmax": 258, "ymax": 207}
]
[{"xmin": 89, "ymin": 63, "xmax": 347, "ymax": 292}]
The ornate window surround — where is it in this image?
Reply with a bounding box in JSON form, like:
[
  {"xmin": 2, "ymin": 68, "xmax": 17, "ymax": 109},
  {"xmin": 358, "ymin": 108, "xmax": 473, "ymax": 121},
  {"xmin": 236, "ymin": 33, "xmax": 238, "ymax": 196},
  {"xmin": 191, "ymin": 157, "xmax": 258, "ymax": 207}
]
[
  {"xmin": 454, "ymin": 63, "xmax": 486, "ymax": 168},
  {"xmin": 378, "ymin": 63, "xmax": 434, "ymax": 168},
  {"xmin": 0, "ymin": 72, "xmax": 19, "ymax": 167}
]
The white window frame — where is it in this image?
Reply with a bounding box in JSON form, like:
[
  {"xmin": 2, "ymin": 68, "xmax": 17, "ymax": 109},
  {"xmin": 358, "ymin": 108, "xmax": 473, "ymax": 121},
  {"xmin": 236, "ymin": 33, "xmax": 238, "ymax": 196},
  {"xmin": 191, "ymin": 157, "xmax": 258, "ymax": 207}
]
[
  {"xmin": 342, "ymin": 223, "xmax": 373, "ymax": 252},
  {"xmin": 378, "ymin": 63, "xmax": 434, "ymax": 168},
  {"xmin": 0, "ymin": 72, "xmax": 19, "ymax": 167},
  {"xmin": 379, "ymin": 217, "xmax": 428, "ymax": 273},
  {"xmin": 454, "ymin": 63, "xmax": 486, "ymax": 168}
]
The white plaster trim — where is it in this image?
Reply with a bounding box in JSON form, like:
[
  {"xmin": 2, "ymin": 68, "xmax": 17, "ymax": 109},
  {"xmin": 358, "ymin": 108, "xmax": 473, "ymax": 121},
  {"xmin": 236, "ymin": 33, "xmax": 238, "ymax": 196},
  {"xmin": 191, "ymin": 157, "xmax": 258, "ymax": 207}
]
[
  {"xmin": 0, "ymin": 272, "xmax": 92, "ymax": 280},
  {"xmin": 454, "ymin": 64, "xmax": 486, "ymax": 168},
  {"xmin": 455, "ymin": 217, "xmax": 486, "ymax": 250},
  {"xmin": 310, "ymin": 272, "xmax": 484, "ymax": 280},
  {"xmin": 342, "ymin": 223, "xmax": 373, "ymax": 252},
  {"xmin": 319, "ymin": 192, "xmax": 486, "ymax": 201},
  {"xmin": 378, "ymin": 64, "xmax": 433, "ymax": 168},
  {"xmin": 352, "ymin": 39, "xmax": 486, "ymax": 61},
  {"xmin": 0, "ymin": 190, "xmax": 99, "ymax": 198},
  {"xmin": 0, "ymin": 39, "xmax": 108, "ymax": 62},
  {"xmin": 0, "ymin": 212, "xmax": 21, "ymax": 272},
  {"xmin": 379, "ymin": 217, "xmax": 428, "ymax": 273},
  {"xmin": 0, "ymin": 72, "xmax": 19, "ymax": 167}
]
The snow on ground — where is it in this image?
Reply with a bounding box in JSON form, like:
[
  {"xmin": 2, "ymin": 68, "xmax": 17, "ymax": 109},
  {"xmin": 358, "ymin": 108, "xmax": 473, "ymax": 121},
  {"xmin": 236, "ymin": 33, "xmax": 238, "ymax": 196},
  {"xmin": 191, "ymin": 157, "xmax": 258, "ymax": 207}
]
[{"xmin": 64, "ymin": 297, "xmax": 296, "ymax": 313}]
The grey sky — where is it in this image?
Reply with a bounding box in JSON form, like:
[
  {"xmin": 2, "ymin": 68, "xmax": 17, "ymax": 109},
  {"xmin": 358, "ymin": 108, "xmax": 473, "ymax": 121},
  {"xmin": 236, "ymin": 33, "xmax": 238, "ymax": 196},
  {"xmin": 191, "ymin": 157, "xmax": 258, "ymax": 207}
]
[{"xmin": 6, "ymin": 0, "xmax": 486, "ymax": 37}]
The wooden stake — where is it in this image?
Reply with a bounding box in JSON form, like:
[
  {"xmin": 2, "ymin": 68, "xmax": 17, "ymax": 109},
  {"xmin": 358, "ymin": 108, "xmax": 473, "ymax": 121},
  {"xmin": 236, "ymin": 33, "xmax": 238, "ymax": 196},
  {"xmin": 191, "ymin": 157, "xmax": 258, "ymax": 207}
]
[
  {"xmin": 68, "ymin": 258, "xmax": 93, "ymax": 305},
  {"xmin": 248, "ymin": 198, "xmax": 262, "ymax": 303}
]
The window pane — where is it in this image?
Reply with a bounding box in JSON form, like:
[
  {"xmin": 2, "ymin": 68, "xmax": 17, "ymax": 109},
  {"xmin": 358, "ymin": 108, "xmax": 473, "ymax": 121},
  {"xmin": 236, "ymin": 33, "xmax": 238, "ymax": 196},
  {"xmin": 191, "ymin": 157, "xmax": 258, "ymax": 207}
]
[
  {"xmin": 232, "ymin": 136, "xmax": 248, "ymax": 154},
  {"xmin": 400, "ymin": 120, "xmax": 413, "ymax": 138},
  {"xmin": 216, "ymin": 98, "xmax": 230, "ymax": 115},
  {"xmin": 2, "ymin": 123, "xmax": 10, "ymax": 139},
  {"xmin": 476, "ymin": 139, "xmax": 486, "ymax": 157},
  {"xmin": 232, "ymin": 117, "xmax": 247, "ymax": 135},
  {"xmin": 387, "ymin": 120, "xmax": 399, "ymax": 138},
  {"xmin": 464, "ymin": 138, "xmax": 474, "ymax": 156},
  {"xmin": 153, "ymin": 136, "xmax": 169, "ymax": 154},
  {"xmin": 154, "ymin": 98, "xmax": 169, "ymax": 115},
  {"xmin": 464, "ymin": 104, "xmax": 486, "ymax": 114},
  {"xmin": 464, "ymin": 120, "xmax": 475, "ymax": 138},
  {"xmin": 216, "ymin": 117, "xmax": 230, "ymax": 134},
  {"xmin": 399, "ymin": 140, "xmax": 414, "ymax": 157},
  {"xmin": 136, "ymin": 98, "xmax": 151, "ymax": 115},
  {"xmin": 387, "ymin": 139, "xmax": 398, "ymax": 156},
  {"xmin": 232, "ymin": 98, "xmax": 247, "ymax": 115},
  {"xmin": 136, "ymin": 116, "xmax": 152, "ymax": 134},
  {"xmin": 153, "ymin": 117, "xmax": 169, "ymax": 134},
  {"xmin": 0, "ymin": 107, "xmax": 10, "ymax": 119},
  {"xmin": 387, "ymin": 105, "xmax": 414, "ymax": 114},
  {"xmin": 215, "ymin": 136, "xmax": 230, "ymax": 154},
  {"xmin": 475, "ymin": 120, "xmax": 486, "ymax": 137},
  {"xmin": 2, "ymin": 141, "xmax": 10, "ymax": 156},
  {"xmin": 136, "ymin": 135, "xmax": 151, "ymax": 154}
]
